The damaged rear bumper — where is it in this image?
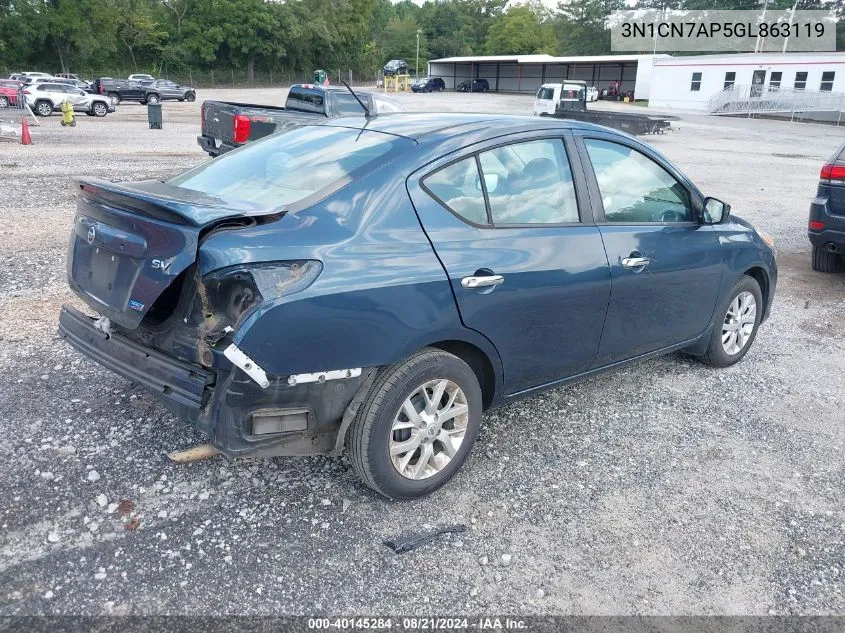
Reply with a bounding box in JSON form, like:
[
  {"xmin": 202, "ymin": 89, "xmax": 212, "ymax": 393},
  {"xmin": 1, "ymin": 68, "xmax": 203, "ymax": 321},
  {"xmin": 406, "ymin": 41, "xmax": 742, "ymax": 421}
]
[
  {"xmin": 58, "ymin": 304, "xmax": 373, "ymax": 458},
  {"xmin": 59, "ymin": 304, "xmax": 214, "ymax": 409}
]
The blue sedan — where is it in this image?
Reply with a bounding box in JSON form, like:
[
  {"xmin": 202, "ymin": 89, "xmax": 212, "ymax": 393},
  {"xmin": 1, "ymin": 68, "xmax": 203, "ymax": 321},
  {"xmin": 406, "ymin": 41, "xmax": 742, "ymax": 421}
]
[{"xmin": 59, "ymin": 113, "xmax": 777, "ymax": 499}]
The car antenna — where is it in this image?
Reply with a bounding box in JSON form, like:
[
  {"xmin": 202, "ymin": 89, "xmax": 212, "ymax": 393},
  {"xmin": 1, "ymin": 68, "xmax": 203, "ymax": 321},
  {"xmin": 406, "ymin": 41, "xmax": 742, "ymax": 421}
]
[{"xmin": 341, "ymin": 80, "xmax": 371, "ymax": 118}]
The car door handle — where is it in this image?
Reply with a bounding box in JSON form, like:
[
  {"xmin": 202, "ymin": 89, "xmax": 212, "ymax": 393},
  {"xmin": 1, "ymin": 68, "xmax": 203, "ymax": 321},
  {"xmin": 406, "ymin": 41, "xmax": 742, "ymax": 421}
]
[
  {"xmin": 461, "ymin": 275, "xmax": 504, "ymax": 289},
  {"xmin": 621, "ymin": 256, "xmax": 651, "ymax": 269}
]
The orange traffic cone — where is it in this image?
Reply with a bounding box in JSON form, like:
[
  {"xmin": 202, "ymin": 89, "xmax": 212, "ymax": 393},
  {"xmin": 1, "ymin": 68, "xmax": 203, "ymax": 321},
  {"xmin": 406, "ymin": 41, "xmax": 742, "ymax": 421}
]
[{"xmin": 20, "ymin": 118, "xmax": 32, "ymax": 145}]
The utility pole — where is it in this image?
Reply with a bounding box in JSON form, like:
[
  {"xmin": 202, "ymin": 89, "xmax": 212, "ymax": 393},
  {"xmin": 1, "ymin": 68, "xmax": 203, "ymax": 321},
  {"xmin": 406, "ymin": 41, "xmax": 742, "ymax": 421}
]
[
  {"xmin": 416, "ymin": 29, "xmax": 422, "ymax": 80},
  {"xmin": 782, "ymin": 0, "xmax": 799, "ymax": 53},
  {"xmin": 754, "ymin": 0, "xmax": 770, "ymax": 53}
]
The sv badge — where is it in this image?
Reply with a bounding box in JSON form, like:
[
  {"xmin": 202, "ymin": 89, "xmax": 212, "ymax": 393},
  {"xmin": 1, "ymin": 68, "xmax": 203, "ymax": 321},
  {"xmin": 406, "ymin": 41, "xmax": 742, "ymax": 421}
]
[{"xmin": 151, "ymin": 258, "xmax": 174, "ymax": 271}]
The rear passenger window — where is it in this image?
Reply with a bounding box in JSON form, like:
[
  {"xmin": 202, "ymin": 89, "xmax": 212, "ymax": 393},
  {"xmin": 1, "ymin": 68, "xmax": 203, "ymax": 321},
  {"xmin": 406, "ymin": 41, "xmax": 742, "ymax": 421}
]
[
  {"xmin": 423, "ymin": 157, "xmax": 489, "ymax": 225},
  {"xmin": 584, "ymin": 138, "xmax": 692, "ymax": 223},
  {"xmin": 479, "ymin": 139, "xmax": 579, "ymax": 225}
]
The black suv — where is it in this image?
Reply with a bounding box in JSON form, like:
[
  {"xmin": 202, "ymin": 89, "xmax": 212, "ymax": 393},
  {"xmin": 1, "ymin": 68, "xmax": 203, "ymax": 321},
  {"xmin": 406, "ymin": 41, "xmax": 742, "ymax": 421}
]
[
  {"xmin": 809, "ymin": 142, "xmax": 845, "ymax": 272},
  {"xmin": 412, "ymin": 77, "xmax": 446, "ymax": 93},
  {"xmin": 456, "ymin": 79, "xmax": 489, "ymax": 93},
  {"xmin": 93, "ymin": 78, "xmax": 160, "ymax": 105},
  {"xmin": 383, "ymin": 59, "xmax": 408, "ymax": 76}
]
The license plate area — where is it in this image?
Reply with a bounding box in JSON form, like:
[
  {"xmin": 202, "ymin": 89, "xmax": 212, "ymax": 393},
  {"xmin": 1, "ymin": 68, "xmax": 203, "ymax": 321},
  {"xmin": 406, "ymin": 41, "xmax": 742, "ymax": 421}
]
[{"xmin": 73, "ymin": 240, "xmax": 141, "ymax": 310}]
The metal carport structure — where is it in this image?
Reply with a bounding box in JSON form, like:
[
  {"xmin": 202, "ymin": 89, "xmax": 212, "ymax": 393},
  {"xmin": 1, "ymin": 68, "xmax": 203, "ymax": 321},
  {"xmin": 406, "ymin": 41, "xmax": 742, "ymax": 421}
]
[{"xmin": 427, "ymin": 54, "xmax": 669, "ymax": 100}]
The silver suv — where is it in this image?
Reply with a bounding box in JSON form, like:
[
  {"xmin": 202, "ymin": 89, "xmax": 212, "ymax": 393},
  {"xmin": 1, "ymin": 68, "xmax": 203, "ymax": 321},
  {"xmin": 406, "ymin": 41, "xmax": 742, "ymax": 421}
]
[{"xmin": 22, "ymin": 82, "xmax": 114, "ymax": 117}]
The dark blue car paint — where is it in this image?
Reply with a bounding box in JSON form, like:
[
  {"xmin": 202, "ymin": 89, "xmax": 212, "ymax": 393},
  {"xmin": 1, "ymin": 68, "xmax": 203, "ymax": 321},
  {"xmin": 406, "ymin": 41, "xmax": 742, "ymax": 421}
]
[{"xmin": 61, "ymin": 113, "xmax": 778, "ymax": 458}]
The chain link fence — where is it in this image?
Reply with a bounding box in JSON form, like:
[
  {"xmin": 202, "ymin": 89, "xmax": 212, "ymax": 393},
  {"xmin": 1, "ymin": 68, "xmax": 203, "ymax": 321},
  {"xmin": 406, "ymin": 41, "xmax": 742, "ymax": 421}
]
[{"xmin": 1, "ymin": 66, "xmax": 381, "ymax": 89}]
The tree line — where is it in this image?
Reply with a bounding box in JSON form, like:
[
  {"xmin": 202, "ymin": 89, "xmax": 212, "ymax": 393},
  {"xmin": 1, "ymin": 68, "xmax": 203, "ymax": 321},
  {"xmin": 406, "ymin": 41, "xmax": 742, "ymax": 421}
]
[{"xmin": 0, "ymin": 0, "xmax": 841, "ymax": 83}]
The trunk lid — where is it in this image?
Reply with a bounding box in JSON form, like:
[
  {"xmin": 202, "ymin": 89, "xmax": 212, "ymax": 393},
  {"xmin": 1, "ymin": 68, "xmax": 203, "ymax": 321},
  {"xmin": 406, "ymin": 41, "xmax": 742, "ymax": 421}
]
[{"xmin": 67, "ymin": 178, "xmax": 260, "ymax": 330}]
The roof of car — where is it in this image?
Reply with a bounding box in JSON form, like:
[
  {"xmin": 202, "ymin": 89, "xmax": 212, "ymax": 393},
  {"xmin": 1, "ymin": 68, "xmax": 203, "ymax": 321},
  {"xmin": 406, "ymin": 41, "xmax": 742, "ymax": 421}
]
[{"xmin": 324, "ymin": 112, "xmax": 613, "ymax": 141}]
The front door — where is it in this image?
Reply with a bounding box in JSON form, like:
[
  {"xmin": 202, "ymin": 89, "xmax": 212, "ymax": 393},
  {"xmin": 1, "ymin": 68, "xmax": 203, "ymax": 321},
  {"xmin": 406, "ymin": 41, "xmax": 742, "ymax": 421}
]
[
  {"xmin": 576, "ymin": 135, "xmax": 723, "ymax": 367},
  {"xmin": 751, "ymin": 70, "xmax": 766, "ymax": 97},
  {"xmin": 409, "ymin": 133, "xmax": 611, "ymax": 394}
]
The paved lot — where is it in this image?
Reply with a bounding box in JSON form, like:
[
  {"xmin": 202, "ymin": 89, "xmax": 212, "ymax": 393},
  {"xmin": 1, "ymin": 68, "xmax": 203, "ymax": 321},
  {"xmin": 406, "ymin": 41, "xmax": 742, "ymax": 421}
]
[{"xmin": 0, "ymin": 88, "xmax": 843, "ymax": 616}]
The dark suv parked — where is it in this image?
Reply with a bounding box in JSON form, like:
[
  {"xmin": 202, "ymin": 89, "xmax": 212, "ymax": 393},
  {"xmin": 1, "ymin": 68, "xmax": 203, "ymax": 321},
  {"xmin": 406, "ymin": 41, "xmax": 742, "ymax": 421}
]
[
  {"xmin": 383, "ymin": 59, "xmax": 408, "ymax": 76},
  {"xmin": 456, "ymin": 79, "xmax": 489, "ymax": 93},
  {"xmin": 93, "ymin": 78, "xmax": 160, "ymax": 105},
  {"xmin": 412, "ymin": 77, "xmax": 446, "ymax": 93},
  {"xmin": 149, "ymin": 79, "xmax": 196, "ymax": 102},
  {"xmin": 809, "ymin": 141, "xmax": 845, "ymax": 272}
]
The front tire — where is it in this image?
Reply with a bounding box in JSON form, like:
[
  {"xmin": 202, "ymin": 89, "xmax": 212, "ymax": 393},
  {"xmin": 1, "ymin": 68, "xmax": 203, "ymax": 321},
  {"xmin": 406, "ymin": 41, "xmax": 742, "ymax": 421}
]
[
  {"xmin": 0, "ymin": 96, "xmax": 8, "ymax": 108},
  {"xmin": 92, "ymin": 102, "xmax": 108, "ymax": 117},
  {"xmin": 347, "ymin": 348, "xmax": 482, "ymax": 500},
  {"xmin": 185, "ymin": 92, "xmax": 196, "ymax": 102},
  {"xmin": 108, "ymin": 92, "xmax": 120, "ymax": 105},
  {"xmin": 700, "ymin": 276, "xmax": 762, "ymax": 368},
  {"xmin": 812, "ymin": 246, "xmax": 841, "ymax": 273}
]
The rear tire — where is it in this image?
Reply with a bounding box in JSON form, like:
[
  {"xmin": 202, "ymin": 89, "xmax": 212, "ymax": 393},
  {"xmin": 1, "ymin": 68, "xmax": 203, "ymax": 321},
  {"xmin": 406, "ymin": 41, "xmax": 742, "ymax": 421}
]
[
  {"xmin": 699, "ymin": 275, "xmax": 762, "ymax": 368},
  {"xmin": 0, "ymin": 96, "xmax": 8, "ymax": 108},
  {"xmin": 347, "ymin": 348, "xmax": 482, "ymax": 500},
  {"xmin": 108, "ymin": 92, "xmax": 120, "ymax": 105},
  {"xmin": 35, "ymin": 100, "xmax": 53, "ymax": 116},
  {"xmin": 812, "ymin": 246, "xmax": 841, "ymax": 273},
  {"xmin": 145, "ymin": 93, "xmax": 160, "ymax": 104}
]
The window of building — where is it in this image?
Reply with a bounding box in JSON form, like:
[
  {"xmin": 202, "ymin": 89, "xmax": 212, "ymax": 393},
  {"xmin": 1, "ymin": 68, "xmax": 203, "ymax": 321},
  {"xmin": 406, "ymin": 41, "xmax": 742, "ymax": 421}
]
[
  {"xmin": 795, "ymin": 72, "xmax": 808, "ymax": 90},
  {"xmin": 584, "ymin": 138, "xmax": 692, "ymax": 224},
  {"xmin": 768, "ymin": 72, "xmax": 782, "ymax": 91},
  {"xmin": 821, "ymin": 71, "xmax": 835, "ymax": 92},
  {"xmin": 690, "ymin": 72, "xmax": 702, "ymax": 92},
  {"xmin": 723, "ymin": 72, "xmax": 736, "ymax": 89}
]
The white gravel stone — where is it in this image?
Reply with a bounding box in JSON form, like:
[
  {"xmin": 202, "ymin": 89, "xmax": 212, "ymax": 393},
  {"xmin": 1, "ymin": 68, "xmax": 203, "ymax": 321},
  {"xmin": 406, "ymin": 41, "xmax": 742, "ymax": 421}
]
[{"xmin": 87, "ymin": 470, "xmax": 100, "ymax": 483}]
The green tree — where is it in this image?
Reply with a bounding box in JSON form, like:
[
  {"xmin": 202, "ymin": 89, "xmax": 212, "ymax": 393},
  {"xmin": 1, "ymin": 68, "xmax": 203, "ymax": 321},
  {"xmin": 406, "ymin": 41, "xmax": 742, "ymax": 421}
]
[{"xmin": 484, "ymin": 3, "xmax": 555, "ymax": 55}]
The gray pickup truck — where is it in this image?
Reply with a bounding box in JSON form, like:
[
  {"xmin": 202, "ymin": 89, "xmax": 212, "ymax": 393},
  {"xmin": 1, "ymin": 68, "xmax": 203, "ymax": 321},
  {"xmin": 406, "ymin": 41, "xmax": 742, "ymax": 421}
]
[{"xmin": 197, "ymin": 84, "xmax": 400, "ymax": 157}]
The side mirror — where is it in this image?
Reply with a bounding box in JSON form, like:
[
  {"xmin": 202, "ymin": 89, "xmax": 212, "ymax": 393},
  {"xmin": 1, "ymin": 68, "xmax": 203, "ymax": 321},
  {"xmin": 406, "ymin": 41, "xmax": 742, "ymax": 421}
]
[{"xmin": 702, "ymin": 197, "xmax": 730, "ymax": 224}]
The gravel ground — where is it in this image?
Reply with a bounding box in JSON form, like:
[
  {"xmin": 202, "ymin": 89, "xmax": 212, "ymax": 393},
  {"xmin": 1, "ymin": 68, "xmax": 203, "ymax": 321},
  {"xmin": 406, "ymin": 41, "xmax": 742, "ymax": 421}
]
[{"xmin": 0, "ymin": 89, "xmax": 843, "ymax": 616}]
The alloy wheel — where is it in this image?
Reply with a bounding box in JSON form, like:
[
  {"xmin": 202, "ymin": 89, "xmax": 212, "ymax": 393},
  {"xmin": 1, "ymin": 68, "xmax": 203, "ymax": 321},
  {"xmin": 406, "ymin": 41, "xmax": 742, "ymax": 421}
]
[
  {"xmin": 389, "ymin": 378, "xmax": 469, "ymax": 480},
  {"xmin": 722, "ymin": 291, "xmax": 756, "ymax": 355}
]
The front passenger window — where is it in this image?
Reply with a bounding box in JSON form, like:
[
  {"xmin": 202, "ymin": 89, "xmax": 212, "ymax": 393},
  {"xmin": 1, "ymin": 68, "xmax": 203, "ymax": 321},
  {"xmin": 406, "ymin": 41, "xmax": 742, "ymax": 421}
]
[{"xmin": 584, "ymin": 138, "xmax": 692, "ymax": 223}]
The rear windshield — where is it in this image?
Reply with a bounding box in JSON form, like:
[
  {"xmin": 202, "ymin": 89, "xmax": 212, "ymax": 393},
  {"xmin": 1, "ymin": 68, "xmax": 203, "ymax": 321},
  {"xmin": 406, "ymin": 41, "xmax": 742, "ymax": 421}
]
[
  {"xmin": 169, "ymin": 125, "xmax": 414, "ymax": 210},
  {"xmin": 336, "ymin": 93, "xmax": 366, "ymax": 115}
]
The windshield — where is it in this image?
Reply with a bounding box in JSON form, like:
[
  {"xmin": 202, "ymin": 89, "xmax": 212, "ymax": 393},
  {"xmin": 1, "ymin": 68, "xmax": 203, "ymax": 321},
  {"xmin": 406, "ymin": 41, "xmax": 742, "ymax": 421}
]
[
  {"xmin": 170, "ymin": 125, "xmax": 415, "ymax": 211},
  {"xmin": 536, "ymin": 87, "xmax": 554, "ymax": 100}
]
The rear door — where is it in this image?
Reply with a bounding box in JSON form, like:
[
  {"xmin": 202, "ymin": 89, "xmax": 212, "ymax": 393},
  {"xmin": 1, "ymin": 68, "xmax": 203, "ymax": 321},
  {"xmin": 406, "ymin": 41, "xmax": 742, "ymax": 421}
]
[
  {"xmin": 123, "ymin": 81, "xmax": 143, "ymax": 100},
  {"xmin": 409, "ymin": 132, "xmax": 611, "ymax": 395},
  {"xmin": 574, "ymin": 132, "xmax": 723, "ymax": 367}
]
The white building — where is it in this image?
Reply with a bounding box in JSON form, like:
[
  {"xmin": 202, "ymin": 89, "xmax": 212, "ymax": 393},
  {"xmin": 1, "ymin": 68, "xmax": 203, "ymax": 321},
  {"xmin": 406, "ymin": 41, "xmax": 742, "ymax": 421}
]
[
  {"xmin": 649, "ymin": 52, "xmax": 845, "ymax": 111},
  {"xmin": 426, "ymin": 54, "xmax": 669, "ymax": 99}
]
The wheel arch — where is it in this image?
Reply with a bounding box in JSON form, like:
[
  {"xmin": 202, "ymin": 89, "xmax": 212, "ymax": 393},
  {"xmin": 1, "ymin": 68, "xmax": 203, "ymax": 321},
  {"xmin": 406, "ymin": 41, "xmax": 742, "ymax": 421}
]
[
  {"xmin": 742, "ymin": 265, "xmax": 770, "ymax": 319},
  {"xmin": 427, "ymin": 339, "xmax": 497, "ymax": 410}
]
